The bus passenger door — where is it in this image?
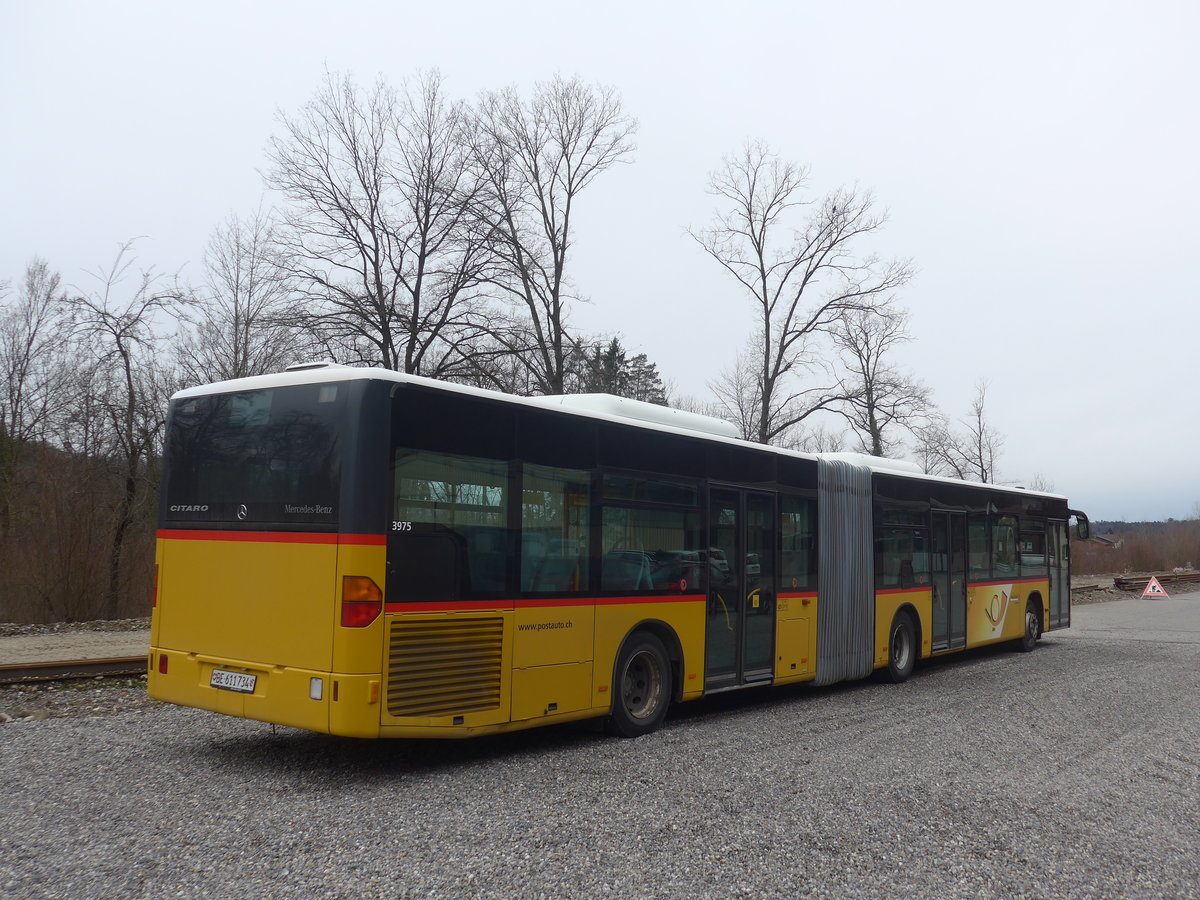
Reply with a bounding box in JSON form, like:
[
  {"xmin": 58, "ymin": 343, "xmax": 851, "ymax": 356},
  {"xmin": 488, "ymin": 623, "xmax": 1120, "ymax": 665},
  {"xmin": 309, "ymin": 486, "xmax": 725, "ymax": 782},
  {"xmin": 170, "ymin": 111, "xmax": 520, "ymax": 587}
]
[
  {"xmin": 743, "ymin": 492, "xmax": 776, "ymax": 679},
  {"xmin": 931, "ymin": 511, "xmax": 967, "ymax": 651},
  {"xmin": 1048, "ymin": 520, "xmax": 1070, "ymax": 628},
  {"xmin": 705, "ymin": 488, "xmax": 776, "ymax": 688}
]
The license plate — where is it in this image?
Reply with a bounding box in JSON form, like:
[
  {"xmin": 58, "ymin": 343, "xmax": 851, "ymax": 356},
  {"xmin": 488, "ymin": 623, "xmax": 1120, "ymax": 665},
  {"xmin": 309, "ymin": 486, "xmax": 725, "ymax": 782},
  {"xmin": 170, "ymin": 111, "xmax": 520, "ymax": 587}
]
[{"xmin": 210, "ymin": 669, "xmax": 257, "ymax": 694}]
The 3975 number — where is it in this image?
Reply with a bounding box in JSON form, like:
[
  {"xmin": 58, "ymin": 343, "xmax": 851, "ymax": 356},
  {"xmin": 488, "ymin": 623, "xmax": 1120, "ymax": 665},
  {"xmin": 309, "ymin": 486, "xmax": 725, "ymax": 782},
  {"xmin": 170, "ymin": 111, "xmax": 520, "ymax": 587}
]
[{"xmin": 391, "ymin": 521, "xmax": 413, "ymax": 532}]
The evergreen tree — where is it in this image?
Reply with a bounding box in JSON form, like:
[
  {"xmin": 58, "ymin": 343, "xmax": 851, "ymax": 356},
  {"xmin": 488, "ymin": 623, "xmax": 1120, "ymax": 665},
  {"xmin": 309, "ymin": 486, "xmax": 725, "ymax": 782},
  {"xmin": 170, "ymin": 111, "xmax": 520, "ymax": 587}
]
[{"xmin": 569, "ymin": 337, "xmax": 668, "ymax": 405}]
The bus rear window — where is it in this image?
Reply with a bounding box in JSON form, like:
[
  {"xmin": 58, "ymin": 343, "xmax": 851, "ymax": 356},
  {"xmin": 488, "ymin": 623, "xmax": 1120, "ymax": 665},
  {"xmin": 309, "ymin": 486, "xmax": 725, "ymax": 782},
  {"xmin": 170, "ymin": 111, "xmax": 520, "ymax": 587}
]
[{"xmin": 163, "ymin": 385, "xmax": 342, "ymax": 526}]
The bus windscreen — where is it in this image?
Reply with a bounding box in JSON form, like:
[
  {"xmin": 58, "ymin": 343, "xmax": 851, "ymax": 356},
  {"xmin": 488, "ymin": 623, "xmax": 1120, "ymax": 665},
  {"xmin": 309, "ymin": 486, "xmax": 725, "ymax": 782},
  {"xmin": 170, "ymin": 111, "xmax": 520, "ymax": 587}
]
[{"xmin": 162, "ymin": 384, "xmax": 342, "ymax": 527}]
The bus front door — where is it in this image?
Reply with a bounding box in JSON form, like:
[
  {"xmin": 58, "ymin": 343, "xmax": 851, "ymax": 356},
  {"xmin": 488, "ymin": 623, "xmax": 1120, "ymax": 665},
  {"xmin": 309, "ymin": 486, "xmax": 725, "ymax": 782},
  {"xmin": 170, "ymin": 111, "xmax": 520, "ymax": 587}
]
[
  {"xmin": 705, "ymin": 488, "xmax": 776, "ymax": 689},
  {"xmin": 931, "ymin": 511, "xmax": 968, "ymax": 651},
  {"xmin": 1049, "ymin": 519, "xmax": 1070, "ymax": 628}
]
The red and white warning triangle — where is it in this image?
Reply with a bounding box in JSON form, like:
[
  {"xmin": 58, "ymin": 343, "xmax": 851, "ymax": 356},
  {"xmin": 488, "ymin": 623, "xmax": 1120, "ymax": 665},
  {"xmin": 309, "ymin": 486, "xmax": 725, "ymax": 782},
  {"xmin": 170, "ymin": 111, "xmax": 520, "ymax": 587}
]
[{"xmin": 1142, "ymin": 576, "xmax": 1169, "ymax": 598}]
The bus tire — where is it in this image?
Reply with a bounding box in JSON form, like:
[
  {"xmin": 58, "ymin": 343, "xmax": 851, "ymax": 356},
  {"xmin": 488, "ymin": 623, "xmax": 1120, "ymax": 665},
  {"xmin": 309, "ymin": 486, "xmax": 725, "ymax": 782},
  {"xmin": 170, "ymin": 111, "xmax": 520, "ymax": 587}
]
[
  {"xmin": 883, "ymin": 610, "xmax": 917, "ymax": 683},
  {"xmin": 608, "ymin": 631, "xmax": 672, "ymax": 738},
  {"xmin": 1017, "ymin": 600, "xmax": 1041, "ymax": 652}
]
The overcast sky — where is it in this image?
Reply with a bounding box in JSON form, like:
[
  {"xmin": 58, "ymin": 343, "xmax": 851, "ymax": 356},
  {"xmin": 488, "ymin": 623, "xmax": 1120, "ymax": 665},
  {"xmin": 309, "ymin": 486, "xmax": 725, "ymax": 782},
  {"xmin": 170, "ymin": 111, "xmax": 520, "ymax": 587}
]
[{"xmin": 2, "ymin": 0, "xmax": 1197, "ymax": 522}]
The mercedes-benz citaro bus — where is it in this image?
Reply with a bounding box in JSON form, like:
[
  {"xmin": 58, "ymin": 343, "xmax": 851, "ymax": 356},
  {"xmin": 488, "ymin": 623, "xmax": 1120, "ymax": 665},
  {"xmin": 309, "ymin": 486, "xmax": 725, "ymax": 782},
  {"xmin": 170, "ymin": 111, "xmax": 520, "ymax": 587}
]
[{"xmin": 148, "ymin": 363, "xmax": 1089, "ymax": 739}]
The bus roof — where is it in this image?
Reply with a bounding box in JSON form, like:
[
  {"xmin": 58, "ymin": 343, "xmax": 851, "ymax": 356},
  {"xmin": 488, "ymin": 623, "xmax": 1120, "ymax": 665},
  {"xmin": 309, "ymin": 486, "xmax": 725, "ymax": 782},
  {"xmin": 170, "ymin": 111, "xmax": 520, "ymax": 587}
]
[{"xmin": 171, "ymin": 363, "xmax": 1067, "ymax": 503}]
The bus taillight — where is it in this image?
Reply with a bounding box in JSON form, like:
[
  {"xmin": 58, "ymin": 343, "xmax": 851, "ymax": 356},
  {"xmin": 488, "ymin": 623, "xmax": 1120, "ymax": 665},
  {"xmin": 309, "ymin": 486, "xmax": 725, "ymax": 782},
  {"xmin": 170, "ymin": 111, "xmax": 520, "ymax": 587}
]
[{"xmin": 341, "ymin": 576, "xmax": 382, "ymax": 627}]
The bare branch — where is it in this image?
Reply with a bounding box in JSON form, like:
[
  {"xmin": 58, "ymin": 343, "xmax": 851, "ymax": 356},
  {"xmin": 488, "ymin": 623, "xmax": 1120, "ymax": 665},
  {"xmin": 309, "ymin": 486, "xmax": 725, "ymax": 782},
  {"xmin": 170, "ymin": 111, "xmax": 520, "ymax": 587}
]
[
  {"xmin": 470, "ymin": 75, "xmax": 636, "ymax": 394},
  {"xmin": 912, "ymin": 380, "xmax": 1004, "ymax": 482},
  {"xmin": 63, "ymin": 241, "xmax": 179, "ymax": 617},
  {"xmin": 266, "ymin": 69, "xmax": 491, "ymax": 376},
  {"xmin": 692, "ymin": 142, "xmax": 914, "ymax": 444},
  {"xmin": 176, "ymin": 207, "xmax": 307, "ymax": 383},
  {"xmin": 831, "ymin": 303, "xmax": 933, "ymax": 456}
]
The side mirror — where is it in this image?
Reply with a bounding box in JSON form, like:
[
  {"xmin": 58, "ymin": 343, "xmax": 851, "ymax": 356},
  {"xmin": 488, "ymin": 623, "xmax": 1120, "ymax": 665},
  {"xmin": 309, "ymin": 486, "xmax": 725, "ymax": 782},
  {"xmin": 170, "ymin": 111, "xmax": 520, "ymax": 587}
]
[{"xmin": 1070, "ymin": 510, "xmax": 1090, "ymax": 541}]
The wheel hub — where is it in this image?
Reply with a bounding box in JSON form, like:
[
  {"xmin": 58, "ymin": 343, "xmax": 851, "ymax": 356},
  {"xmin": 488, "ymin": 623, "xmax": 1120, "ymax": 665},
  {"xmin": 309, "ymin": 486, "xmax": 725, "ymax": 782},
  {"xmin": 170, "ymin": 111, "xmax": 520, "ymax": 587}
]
[{"xmin": 622, "ymin": 650, "xmax": 662, "ymax": 720}]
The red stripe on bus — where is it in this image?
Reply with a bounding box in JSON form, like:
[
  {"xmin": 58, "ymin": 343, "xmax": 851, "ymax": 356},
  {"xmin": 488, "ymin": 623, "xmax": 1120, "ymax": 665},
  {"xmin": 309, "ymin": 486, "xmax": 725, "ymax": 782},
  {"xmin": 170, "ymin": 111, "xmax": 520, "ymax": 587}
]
[
  {"xmin": 876, "ymin": 577, "xmax": 1049, "ymax": 596},
  {"xmin": 157, "ymin": 530, "xmax": 386, "ymax": 546},
  {"xmin": 593, "ymin": 594, "xmax": 706, "ymax": 607},
  {"xmin": 971, "ymin": 577, "xmax": 1049, "ymax": 588},
  {"xmin": 385, "ymin": 594, "xmax": 707, "ymax": 614}
]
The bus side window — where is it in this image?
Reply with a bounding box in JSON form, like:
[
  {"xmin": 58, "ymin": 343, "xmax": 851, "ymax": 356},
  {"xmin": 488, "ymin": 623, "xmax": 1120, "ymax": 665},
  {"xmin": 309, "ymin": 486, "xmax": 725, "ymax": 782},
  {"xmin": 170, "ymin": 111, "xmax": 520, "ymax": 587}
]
[
  {"xmin": 992, "ymin": 515, "xmax": 1018, "ymax": 578},
  {"xmin": 1020, "ymin": 524, "xmax": 1048, "ymax": 577},
  {"xmin": 389, "ymin": 530, "xmax": 464, "ymax": 603},
  {"xmin": 780, "ymin": 495, "xmax": 816, "ymax": 591},
  {"xmin": 462, "ymin": 526, "xmax": 506, "ymax": 593},
  {"xmin": 968, "ymin": 515, "xmax": 990, "ymax": 578},
  {"xmin": 600, "ymin": 505, "xmax": 700, "ymax": 594},
  {"xmin": 602, "ymin": 552, "xmax": 653, "ymax": 591},
  {"xmin": 392, "ymin": 449, "xmax": 509, "ymax": 598},
  {"xmin": 521, "ymin": 464, "xmax": 590, "ymax": 594},
  {"xmin": 530, "ymin": 556, "xmax": 584, "ymax": 593}
]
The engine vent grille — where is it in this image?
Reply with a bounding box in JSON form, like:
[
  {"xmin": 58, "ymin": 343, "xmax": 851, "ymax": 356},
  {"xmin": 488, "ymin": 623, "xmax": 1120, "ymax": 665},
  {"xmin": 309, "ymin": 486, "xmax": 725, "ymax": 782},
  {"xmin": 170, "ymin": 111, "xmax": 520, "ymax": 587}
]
[{"xmin": 386, "ymin": 617, "xmax": 504, "ymax": 718}]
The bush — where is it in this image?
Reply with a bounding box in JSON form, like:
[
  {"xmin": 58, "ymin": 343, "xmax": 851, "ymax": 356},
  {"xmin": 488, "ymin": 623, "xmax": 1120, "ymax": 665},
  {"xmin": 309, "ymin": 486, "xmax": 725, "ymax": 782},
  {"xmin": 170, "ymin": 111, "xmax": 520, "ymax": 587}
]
[
  {"xmin": 0, "ymin": 445, "xmax": 155, "ymax": 623},
  {"xmin": 1072, "ymin": 520, "xmax": 1200, "ymax": 575}
]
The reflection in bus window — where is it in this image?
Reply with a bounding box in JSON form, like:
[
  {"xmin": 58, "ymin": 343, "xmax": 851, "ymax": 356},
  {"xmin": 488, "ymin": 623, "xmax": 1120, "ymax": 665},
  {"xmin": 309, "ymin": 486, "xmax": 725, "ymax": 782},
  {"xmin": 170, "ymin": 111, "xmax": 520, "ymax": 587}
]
[
  {"xmin": 780, "ymin": 495, "xmax": 816, "ymax": 590},
  {"xmin": 601, "ymin": 506, "xmax": 702, "ymax": 593},
  {"xmin": 875, "ymin": 528, "xmax": 930, "ymax": 589},
  {"xmin": 521, "ymin": 464, "xmax": 590, "ymax": 593},
  {"xmin": 992, "ymin": 515, "xmax": 1018, "ymax": 579},
  {"xmin": 968, "ymin": 515, "xmax": 990, "ymax": 578},
  {"xmin": 392, "ymin": 450, "xmax": 508, "ymax": 595},
  {"xmin": 1019, "ymin": 524, "xmax": 1047, "ymax": 577},
  {"xmin": 166, "ymin": 386, "xmax": 341, "ymax": 525},
  {"xmin": 602, "ymin": 474, "xmax": 698, "ymax": 506}
]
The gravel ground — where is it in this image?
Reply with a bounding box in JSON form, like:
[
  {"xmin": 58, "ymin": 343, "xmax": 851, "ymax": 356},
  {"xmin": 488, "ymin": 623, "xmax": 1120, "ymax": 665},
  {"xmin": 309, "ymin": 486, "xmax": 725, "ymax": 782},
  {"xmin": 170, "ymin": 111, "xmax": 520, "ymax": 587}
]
[
  {"xmin": 2, "ymin": 597, "xmax": 1197, "ymax": 899},
  {"xmin": 0, "ymin": 676, "xmax": 156, "ymax": 723},
  {"xmin": 0, "ymin": 617, "xmax": 151, "ymax": 638}
]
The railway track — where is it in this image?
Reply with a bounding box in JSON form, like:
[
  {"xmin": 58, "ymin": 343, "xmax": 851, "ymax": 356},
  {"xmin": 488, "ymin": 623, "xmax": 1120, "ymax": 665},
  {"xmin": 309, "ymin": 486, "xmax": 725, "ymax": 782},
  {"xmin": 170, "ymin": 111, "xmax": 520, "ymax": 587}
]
[
  {"xmin": 0, "ymin": 656, "xmax": 147, "ymax": 685},
  {"xmin": 1113, "ymin": 572, "xmax": 1200, "ymax": 592}
]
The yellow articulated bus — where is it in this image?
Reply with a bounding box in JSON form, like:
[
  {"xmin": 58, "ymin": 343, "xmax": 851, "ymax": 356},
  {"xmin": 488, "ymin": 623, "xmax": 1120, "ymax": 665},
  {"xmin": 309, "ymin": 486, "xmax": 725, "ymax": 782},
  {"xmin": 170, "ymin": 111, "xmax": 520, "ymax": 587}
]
[{"xmin": 148, "ymin": 363, "xmax": 1088, "ymax": 738}]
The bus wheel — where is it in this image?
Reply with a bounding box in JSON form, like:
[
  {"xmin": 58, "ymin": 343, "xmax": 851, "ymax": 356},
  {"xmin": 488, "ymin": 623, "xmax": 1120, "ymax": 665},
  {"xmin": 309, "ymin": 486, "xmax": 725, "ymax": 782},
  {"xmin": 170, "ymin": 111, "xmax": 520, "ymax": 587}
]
[
  {"xmin": 1017, "ymin": 601, "xmax": 1041, "ymax": 652},
  {"xmin": 883, "ymin": 611, "xmax": 917, "ymax": 683},
  {"xmin": 608, "ymin": 632, "xmax": 671, "ymax": 738}
]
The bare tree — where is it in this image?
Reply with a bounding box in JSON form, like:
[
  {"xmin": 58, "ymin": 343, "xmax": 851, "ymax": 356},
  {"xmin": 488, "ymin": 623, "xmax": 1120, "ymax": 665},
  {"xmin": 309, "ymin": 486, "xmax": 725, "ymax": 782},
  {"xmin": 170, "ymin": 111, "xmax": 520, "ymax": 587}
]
[
  {"xmin": 471, "ymin": 75, "xmax": 637, "ymax": 394},
  {"xmin": 669, "ymin": 393, "xmax": 724, "ymax": 419},
  {"xmin": 0, "ymin": 259, "xmax": 72, "ymax": 536},
  {"xmin": 913, "ymin": 380, "xmax": 1004, "ymax": 482},
  {"xmin": 792, "ymin": 424, "xmax": 847, "ymax": 454},
  {"xmin": 1026, "ymin": 473, "xmax": 1055, "ymax": 492},
  {"xmin": 831, "ymin": 303, "xmax": 932, "ymax": 456},
  {"xmin": 452, "ymin": 329, "xmax": 544, "ymax": 395},
  {"xmin": 177, "ymin": 208, "xmax": 305, "ymax": 384},
  {"xmin": 692, "ymin": 141, "xmax": 913, "ymax": 444},
  {"xmin": 267, "ymin": 69, "xmax": 488, "ymax": 375},
  {"xmin": 960, "ymin": 380, "xmax": 1004, "ymax": 482},
  {"xmin": 708, "ymin": 347, "xmax": 765, "ymax": 441},
  {"xmin": 910, "ymin": 414, "xmax": 953, "ymax": 476},
  {"xmin": 66, "ymin": 242, "xmax": 177, "ymax": 618}
]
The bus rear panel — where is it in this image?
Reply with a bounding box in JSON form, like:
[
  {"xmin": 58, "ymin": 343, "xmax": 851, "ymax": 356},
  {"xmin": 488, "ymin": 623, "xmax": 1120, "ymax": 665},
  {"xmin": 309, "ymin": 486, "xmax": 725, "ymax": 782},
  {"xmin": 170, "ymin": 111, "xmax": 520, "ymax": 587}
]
[{"xmin": 149, "ymin": 377, "xmax": 393, "ymax": 737}]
